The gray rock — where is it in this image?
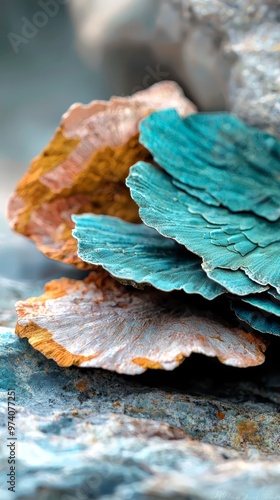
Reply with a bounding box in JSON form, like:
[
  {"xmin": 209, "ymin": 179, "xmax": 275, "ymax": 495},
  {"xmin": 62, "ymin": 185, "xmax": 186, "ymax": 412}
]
[
  {"xmin": 0, "ymin": 323, "xmax": 280, "ymax": 499},
  {"xmin": 177, "ymin": 0, "xmax": 280, "ymax": 138},
  {"xmin": 1, "ymin": 408, "xmax": 280, "ymax": 500}
]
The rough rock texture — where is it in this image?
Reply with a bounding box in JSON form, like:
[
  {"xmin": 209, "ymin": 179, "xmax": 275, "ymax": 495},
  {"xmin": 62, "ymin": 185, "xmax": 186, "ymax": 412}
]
[
  {"xmin": 1, "ymin": 407, "xmax": 280, "ymax": 500},
  {"xmin": 0, "ymin": 324, "xmax": 280, "ymax": 499},
  {"xmin": 70, "ymin": 0, "xmax": 280, "ymax": 138},
  {"xmin": 176, "ymin": 0, "xmax": 280, "ymax": 139}
]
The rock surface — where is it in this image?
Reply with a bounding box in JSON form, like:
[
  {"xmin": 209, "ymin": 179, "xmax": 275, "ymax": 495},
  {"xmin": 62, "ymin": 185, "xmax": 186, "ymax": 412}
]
[
  {"xmin": 177, "ymin": 0, "xmax": 280, "ymax": 139},
  {"xmin": 0, "ymin": 316, "xmax": 280, "ymax": 498},
  {"xmin": 1, "ymin": 406, "xmax": 280, "ymax": 500}
]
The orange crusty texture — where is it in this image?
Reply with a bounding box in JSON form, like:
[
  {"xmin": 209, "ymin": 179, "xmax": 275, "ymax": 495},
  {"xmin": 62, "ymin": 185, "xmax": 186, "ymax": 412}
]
[{"xmin": 8, "ymin": 81, "xmax": 196, "ymax": 269}]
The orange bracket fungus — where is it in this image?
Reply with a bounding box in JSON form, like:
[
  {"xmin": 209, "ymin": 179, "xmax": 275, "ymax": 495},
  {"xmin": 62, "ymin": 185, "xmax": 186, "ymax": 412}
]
[{"xmin": 8, "ymin": 82, "xmax": 195, "ymax": 269}]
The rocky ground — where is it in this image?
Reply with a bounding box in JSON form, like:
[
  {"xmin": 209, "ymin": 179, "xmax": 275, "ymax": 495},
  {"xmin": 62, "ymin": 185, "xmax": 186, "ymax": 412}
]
[{"xmin": 0, "ymin": 260, "xmax": 280, "ymax": 498}]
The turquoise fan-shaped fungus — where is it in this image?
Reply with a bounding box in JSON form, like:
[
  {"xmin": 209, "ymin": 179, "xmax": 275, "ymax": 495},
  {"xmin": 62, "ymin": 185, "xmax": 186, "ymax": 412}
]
[
  {"xmin": 74, "ymin": 110, "xmax": 280, "ymax": 338},
  {"xmin": 13, "ymin": 90, "xmax": 279, "ymax": 372}
]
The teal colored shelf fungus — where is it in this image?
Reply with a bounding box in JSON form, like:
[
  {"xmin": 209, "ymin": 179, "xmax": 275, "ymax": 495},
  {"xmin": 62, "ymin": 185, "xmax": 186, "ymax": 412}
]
[
  {"xmin": 74, "ymin": 110, "xmax": 280, "ymax": 337},
  {"xmin": 72, "ymin": 214, "xmax": 225, "ymax": 300}
]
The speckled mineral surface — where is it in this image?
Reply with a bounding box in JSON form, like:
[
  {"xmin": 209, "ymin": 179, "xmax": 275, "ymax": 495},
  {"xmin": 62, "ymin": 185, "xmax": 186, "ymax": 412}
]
[{"xmin": 0, "ymin": 322, "xmax": 280, "ymax": 499}]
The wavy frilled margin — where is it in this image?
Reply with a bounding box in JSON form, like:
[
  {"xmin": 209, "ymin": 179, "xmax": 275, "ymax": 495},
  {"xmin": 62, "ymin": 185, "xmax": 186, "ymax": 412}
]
[
  {"xmin": 15, "ymin": 271, "xmax": 267, "ymax": 373},
  {"xmin": 7, "ymin": 82, "xmax": 195, "ymax": 269},
  {"xmin": 127, "ymin": 160, "xmax": 280, "ymax": 295},
  {"xmin": 232, "ymin": 295, "xmax": 280, "ymax": 336},
  {"xmin": 10, "ymin": 102, "xmax": 280, "ymax": 370},
  {"xmin": 126, "ymin": 110, "xmax": 280, "ymax": 295},
  {"xmin": 72, "ymin": 214, "xmax": 280, "ymax": 337},
  {"xmin": 72, "ymin": 214, "xmax": 225, "ymax": 300}
]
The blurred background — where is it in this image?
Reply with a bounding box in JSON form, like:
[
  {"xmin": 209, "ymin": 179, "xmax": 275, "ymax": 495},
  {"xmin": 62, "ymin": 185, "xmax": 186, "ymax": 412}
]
[
  {"xmin": 0, "ymin": 1, "xmax": 100, "ymax": 314},
  {"xmin": 0, "ymin": 1, "xmax": 102, "ymax": 235},
  {"xmin": 1, "ymin": 0, "xmax": 233, "ymax": 235}
]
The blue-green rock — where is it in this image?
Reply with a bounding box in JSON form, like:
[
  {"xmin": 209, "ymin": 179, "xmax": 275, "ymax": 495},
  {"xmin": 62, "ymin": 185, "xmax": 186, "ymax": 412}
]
[{"xmin": 1, "ymin": 326, "xmax": 280, "ymax": 499}]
